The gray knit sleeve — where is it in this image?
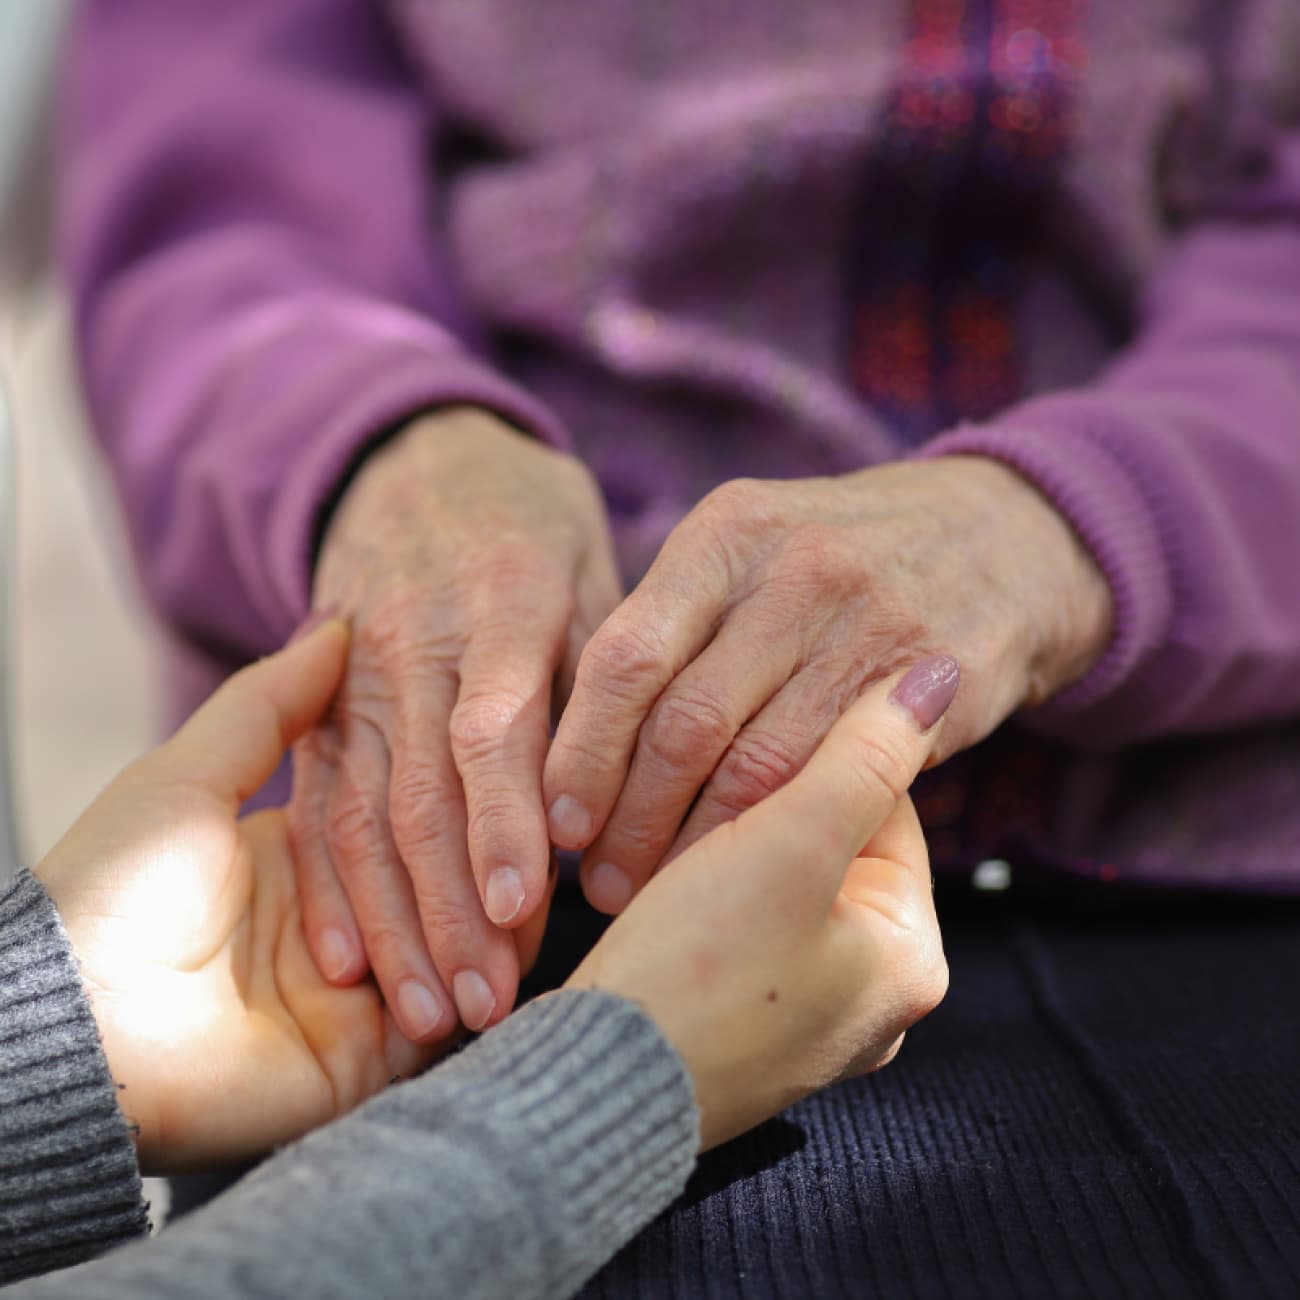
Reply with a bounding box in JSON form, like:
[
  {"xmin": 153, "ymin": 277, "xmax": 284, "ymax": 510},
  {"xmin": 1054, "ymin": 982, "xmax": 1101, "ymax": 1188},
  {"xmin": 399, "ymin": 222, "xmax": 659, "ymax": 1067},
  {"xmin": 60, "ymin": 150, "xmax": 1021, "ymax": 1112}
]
[
  {"xmin": 12, "ymin": 988, "xmax": 698, "ymax": 1300},
  {"xmin": 0, "ymin": 870, "xmax": 150, "ymax": 1284}
]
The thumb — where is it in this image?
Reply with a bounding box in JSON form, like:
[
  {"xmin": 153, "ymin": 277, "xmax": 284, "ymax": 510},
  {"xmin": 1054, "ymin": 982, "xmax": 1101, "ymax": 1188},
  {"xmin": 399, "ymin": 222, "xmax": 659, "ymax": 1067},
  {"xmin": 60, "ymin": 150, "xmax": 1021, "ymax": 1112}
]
[
  {"xmin": 162, "ymin": 619, "xmax": 350, "ymax": 804},
  {"xmin": 731, "ymin": 655, "xmax": 959, "ymax": 916}
]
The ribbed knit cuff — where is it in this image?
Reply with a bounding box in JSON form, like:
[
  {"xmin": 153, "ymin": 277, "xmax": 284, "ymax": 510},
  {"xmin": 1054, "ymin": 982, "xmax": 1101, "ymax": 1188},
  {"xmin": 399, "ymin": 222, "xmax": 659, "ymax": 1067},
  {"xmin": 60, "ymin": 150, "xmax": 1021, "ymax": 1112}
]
[
  {"xmin": 0, "ymin": 871, "xmax": 148, "ymax": 1284},
  {"xmin": 917, "ymin": 404, "xmax": 1174, "ymax": 740},
  {"xmin": 429, "ymin": 989, "xmax": 699, "ymax": 1297}
]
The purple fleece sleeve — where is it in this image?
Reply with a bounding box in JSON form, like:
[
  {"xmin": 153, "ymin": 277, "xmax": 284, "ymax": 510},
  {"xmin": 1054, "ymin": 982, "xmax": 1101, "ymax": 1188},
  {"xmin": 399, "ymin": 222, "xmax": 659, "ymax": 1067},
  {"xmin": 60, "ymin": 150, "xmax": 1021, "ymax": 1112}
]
[
  {"xmin": 922, "ymin": 133, "xmax": 1300, "ymax": 747},
  {"xmin": 59, "ymin": 0, "xmax": 567, "ymax": 657}
]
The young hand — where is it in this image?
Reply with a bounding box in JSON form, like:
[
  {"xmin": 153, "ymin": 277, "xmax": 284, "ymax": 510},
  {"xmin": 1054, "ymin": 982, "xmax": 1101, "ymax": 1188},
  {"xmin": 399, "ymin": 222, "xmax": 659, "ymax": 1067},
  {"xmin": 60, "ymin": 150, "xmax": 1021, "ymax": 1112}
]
[
  {"xmin": 566, "ymin": 656, "xmax": 958, "ymax": 1149},
  {"xmin": 36, "ymin": 621, "xmax": 545, "ymax": 1173}
]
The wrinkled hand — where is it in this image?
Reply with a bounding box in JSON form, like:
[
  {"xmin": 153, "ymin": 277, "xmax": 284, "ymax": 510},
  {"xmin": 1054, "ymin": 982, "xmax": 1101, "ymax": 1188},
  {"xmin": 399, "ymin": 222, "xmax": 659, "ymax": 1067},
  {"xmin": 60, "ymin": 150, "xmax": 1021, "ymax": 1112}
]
[
  {"xmin": 545, "ymin": 457, "xmax": 1113, "ymax": 913},
  {"xmin": 36, "ymin": 622, "xmax": 477, "ymax": 1173},
  {"xmin": 293, "ymin": 407, "xmax": 620, "ymax": 1039},
  {"xmin": 567, "ymin": 658, "xmax": 957, "ymax": 1149}
]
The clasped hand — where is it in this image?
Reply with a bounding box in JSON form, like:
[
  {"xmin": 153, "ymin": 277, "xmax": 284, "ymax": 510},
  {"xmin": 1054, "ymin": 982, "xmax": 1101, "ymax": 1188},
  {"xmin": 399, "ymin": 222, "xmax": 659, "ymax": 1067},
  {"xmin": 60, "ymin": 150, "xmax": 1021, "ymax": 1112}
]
[
  {"xmin": 292, "ymin": 407, "xmax": 1110, "ymax": 1044},
  {"xmin": 38, "ymin": 621, "xmax": 955, "ymax": 1169}
]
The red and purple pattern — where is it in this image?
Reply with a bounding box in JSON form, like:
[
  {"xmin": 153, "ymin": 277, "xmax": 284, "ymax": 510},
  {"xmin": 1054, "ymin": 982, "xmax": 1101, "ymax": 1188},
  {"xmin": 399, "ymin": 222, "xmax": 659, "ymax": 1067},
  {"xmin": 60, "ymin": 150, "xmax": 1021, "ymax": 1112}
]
[{"xmin": 848, "ymin": 0, "xmax": 1086, "ymax": 439}]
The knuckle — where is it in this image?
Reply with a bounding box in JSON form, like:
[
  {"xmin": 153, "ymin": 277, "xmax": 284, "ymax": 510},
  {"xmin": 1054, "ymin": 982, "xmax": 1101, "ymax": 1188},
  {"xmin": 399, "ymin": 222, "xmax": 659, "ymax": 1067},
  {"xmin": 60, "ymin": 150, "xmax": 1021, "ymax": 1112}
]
[
  {"xmin": 357, "ymin": 919, "xmax": 419, "ymax": 970},
  {"xmin": 899, "ymin": 950, "xmax": 950, "ymax": 1024},
  {"xmin": 389, "ymin": 762, "xmax": 462, "ymax": 839},
  {"xmin": 710, "ymin": 730, "xmax": 804, "ymax": 817},
  {"xmin": 546, "ymin": 730, "xmax": 615, "ymax": 784},
  {"xmin": 580, "ymin": 620, "xmax": 665, "ymax": 692},
  {"xmin": 351, "ymin": 588, "xmax": 464, "ymax": 677},
  {"xmin": 695, "ymin": 477, "xmax": 766, "ymax": 525},
  {"xmin": 464, "ymin": 791, "xmax": 528, "ymax": 853},
  {"xmin": 774, "ymin": 523, "xmax": 854, "ymax": 593},
  {"xmin": 880, "ymin": 923, "xmax": 949, "ymax": 1027},
  {"xmin": 286, "ymin": 794, "xmax": 320, "ymax": 860},
  {"xmin": 360, "ymin": 588, "xmax": 431, "ymax": 654},
  {"xmin": 412, "ymin": 887, "xmax": 485, "ymax": 955},
  {"xmin": 477, "ymin": 541, "xmax": 555, "ymax": 597},
  {"xmin": 602, "ymin": 811, "xmax": 667, "ymax": 864},
  {"xmin": 642, "ymin": 689, "xmax": 735, "ymax": 775},
  {"xmin": 325, "ymin": 786, "xmax": 389, "ymax": 870},
  {"xmin": 683, "ymin": 479, "xmax": 770, "ymax": 562},
  {"xmin": 842, "ymin": 729, "xmax": 913, "ymax": 809},
  {"xmin": 448, "ymin": 691, "xmax": 528, "ymax": 766}
]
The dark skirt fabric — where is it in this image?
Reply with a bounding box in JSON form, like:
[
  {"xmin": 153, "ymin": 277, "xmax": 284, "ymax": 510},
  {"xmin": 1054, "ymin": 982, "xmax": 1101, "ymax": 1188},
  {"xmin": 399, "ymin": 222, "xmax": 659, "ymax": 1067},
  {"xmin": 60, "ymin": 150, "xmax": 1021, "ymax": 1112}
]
[
  {"xmin": 542, "ymin": 878, "xmax": 1300, "ymax": 1300},
  {"xmin": 172, "ymin": 877, "xmax": 1300, "ymax": 1298}
]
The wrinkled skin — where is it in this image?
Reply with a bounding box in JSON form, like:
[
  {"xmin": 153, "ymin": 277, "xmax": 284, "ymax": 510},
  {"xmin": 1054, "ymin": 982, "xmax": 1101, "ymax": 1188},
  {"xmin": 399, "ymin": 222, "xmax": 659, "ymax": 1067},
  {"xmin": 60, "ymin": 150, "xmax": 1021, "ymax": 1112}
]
[
  {"xmin": 43, "ymin": 623, "xmax": 947, "ymax": 1172},
  {"xmin": 545, "ymin": 457, "xmax": 1113, "ymax": 912},
  {"xmin": 294, "ymin": 404, "xmax": 1111, "ymax": 1010},
  {"xmin": 292, "ymin": 408, "xmax": 620, "ymax": 1039}
]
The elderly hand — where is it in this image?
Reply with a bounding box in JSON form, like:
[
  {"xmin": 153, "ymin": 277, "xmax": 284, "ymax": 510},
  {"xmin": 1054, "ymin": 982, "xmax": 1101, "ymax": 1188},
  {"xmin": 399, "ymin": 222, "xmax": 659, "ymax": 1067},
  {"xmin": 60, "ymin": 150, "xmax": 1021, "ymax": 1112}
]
[
  {"xmin": 545, "ymin": 457, "xmax": 1113, "ymax": 913},
  {"xmin": 35, "ymin": 623, "xmax": 555, "ymax": 1173},
  {"xmin": 567, "ymin": 656, "xmax": 957, "ymax": 1149},
  {"xmin": 292, "ymin": 407, "xmax": 620, "ymax": 1040}
]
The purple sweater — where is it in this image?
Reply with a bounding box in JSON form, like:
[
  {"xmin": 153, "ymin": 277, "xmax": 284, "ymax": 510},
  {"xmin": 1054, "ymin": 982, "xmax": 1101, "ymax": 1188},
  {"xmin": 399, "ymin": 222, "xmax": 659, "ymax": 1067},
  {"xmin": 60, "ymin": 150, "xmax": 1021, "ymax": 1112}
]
[{"xmin": 61, "ymin": 0, "xmax": 1300, "ymax": 892}]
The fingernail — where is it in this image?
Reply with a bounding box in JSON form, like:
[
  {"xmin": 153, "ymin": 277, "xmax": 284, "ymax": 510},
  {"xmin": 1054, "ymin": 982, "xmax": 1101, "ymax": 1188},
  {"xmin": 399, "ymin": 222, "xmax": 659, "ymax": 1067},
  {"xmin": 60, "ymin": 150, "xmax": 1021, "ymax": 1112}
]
[
  {"xmin": 485, "ymin": 867, "xmax": 526, "ymax": 925},
  {"xmin": 548, "ymin": 794, "xmax": 593, "ymax": 846},
  {"xmin": 317, "ymin": 927, "xmax": 355, "ymax": 982},
  {"xmin": 586, "ymin": 862, "xmax": 634, "ymax": 915},
  {"xmin": 452, "ymin": 970, "xmax": 497, "ymax": 1032},
  {"xmin": 288, "ymin": 604, "xmax": 340, "ymax": 645},
  {"xmin": 396, "ymin": 980, "xmax": 447, "ymax": 1040},
  {"xmin": 891, "ymin": 654, "xmax": 961, "ymax": 731}
]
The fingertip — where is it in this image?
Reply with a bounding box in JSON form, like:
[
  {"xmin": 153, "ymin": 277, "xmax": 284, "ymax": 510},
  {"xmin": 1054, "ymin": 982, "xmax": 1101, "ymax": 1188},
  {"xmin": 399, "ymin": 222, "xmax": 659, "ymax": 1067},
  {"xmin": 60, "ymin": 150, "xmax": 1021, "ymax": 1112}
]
[
  {"xmin": 583, "ymin": 861, "xmax": 634, "ymax": 915},
  {"xmin": 887, "ymin": 654, "xmax": 960, "ymax": 732},
  {"xmin": 395, "ymin": 979, "xmax": 456, "ymax": 1044},
  {"xmin": 314, "ymin": 925, "xmax": 368, "ymax": 986},
  {"xmin": 383, "ymin": 1012, "xmax": 440, "ymax": 1081},
  {"xmin": 546, "ymin": 793, "xmax": 594, "ymax": 849},
  {"xmin": 287, "ymin": 603, "xmax": 344, "ymax": 642},
  {"xmin": 484, "ymin": 866, "xmax": 527, "ymax": 926},
  {"xmin": 279, "ymin": 613, "xmax": 351, "ymax": 675},
  {"xmin": 515, "ymin": 859, "xmax": 557, "ymax": 976},
  {"xmin": 452, "ymin": 969, "xmax": 499, "ymax": 1032},
  {"xmin": 171, "ymin": 617, "xmax": 351, "ymax": 801}
]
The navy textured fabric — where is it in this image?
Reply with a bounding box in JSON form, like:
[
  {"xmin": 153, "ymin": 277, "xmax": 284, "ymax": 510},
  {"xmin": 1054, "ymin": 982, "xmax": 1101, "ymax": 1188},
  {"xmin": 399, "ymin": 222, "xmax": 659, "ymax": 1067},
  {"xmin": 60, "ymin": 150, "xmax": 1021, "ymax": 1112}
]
[
  {"xmin": 556, "ymin": 880, "xmax": 1300, "ymax": 1299},
  {"xmin": 173, "ymin": 879, "xmax": 1300, "ymax": 1297}
]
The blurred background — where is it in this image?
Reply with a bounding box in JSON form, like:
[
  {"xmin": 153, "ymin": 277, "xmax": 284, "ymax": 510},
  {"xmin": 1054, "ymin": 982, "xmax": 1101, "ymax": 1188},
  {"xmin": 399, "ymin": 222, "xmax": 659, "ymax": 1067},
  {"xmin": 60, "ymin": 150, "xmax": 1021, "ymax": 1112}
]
[{"xmin": 1, "ymin": 0, "xmax": 159, "ymax": 867}]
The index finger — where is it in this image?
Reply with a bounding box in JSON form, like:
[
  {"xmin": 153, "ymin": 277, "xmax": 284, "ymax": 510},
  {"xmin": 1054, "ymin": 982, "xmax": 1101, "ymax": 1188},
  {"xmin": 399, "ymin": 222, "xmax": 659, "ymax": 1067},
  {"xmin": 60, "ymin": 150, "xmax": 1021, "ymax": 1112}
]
[
  {"xmin": 450, "ymin": 607, "xmax": 565, "ymax": 928},
  {"xmin": 737, "ymin": 655, "xmax": 959, "ymax": 911},
  {"xmin": 543, "ymin": 528, "xmax": 732, "ymax": 851}
]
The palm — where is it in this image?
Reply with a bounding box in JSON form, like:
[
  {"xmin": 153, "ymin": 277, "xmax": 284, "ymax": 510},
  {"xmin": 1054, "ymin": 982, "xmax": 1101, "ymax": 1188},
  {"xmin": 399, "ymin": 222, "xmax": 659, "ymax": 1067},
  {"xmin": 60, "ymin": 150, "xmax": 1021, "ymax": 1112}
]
[{"xmin": 45, "ymin": 771, "xmax": 431, "ymax": 1172}]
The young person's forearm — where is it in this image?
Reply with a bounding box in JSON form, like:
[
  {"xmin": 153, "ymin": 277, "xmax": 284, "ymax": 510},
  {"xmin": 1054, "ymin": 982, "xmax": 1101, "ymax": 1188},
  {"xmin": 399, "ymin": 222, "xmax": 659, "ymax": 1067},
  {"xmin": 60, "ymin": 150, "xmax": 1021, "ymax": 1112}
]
[
  {"xmin": 10, "ymin": 990, "xmax": 696, "ymax": 1300},
  {"xmin": 0, "ymin": 872, "xmax": 148, "ymax": 1285}
]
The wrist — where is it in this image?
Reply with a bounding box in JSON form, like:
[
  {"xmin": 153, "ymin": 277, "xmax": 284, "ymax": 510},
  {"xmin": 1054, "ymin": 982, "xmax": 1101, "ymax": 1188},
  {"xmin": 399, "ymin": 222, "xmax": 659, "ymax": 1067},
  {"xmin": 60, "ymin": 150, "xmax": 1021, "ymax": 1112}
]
[
  {"xmin": 51, "ymin": 908, "xmax": 164, "ymax": 1165},
  {"xmin": 313, "ymin": 404, "xmax": 521, "ymax": 582},
  {"xmin": 37, "ymin": 856, "xmax": 170, "ymax": 1165},
  {"xmin": 371, "ymin": 404, "xmax": 529, "ymax": 464},
  {"xmin": 0, "ymin": 872, "xmax": 150, "ymax": 1263},
  {"xmin": 951, "ymin": 455, "xmax": 1114, "ymax": 704}
]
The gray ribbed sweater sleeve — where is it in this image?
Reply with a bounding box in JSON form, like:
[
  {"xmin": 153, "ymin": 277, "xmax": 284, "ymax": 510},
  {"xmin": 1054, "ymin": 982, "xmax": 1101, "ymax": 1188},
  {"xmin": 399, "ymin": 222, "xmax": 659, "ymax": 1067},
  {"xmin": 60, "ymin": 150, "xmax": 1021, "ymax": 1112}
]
[
  {"xmin": 0, "ymin": 870, "xmax": 150, "ymax": 1284},
  {"xmin": 2, "ymin": 866, "xmax": 698, "ymax": 1298}
]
